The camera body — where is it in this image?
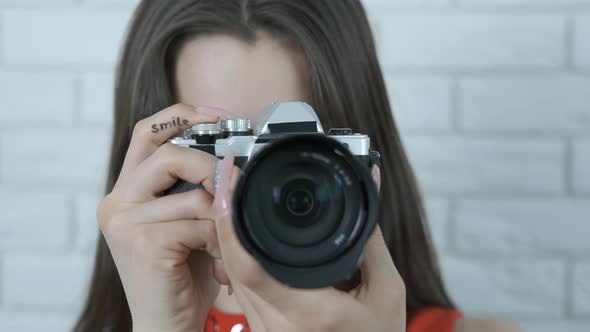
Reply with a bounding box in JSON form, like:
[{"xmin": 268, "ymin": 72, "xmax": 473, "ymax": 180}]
[
  {"xmin": 168, "ymin": 102, "xmax": 378, "ymax": 169},
  {"xmin": 167, "ymin": 102, "xmax": 380, "ymax": 288}
]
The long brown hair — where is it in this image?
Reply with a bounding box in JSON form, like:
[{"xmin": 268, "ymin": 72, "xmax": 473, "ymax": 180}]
[{"xmin": 74, "ymin": 1, "xmax": 454, "ymax": 331}]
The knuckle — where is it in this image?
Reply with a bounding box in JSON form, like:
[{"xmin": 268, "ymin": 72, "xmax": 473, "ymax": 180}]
[
  {"xmin": 102, "ymin": 211, "xmax": 126, "ymax": 238},
  {"xmin": 170, "ymin": 103, "xmax": 194, "ymax": 114},
  {"xmin": 190, "ymin": 190, "xmax": 212, "ymax": 212},
  {"xmin": 96, "ymin": 194, "xmax": 117, "ymax": 233},
  {"xmin": 153, "ymin": 143, "xmax": 180, "ymax": 169},
  {"xmin": 201, "ymin": 221, "xmax": 216, "ymax": 246},
  {"xmin": 132, "ymin": 118, "xmax": 150, "ymax": 138},
  {"xmin": 156, "ymin": 142, "xmax": 179, "ymax": 160}
]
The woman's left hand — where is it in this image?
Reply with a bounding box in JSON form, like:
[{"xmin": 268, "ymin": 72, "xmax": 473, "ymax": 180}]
[{"xmin": 212, "ymin": 154, "xmax": 406, "ymax": 332}]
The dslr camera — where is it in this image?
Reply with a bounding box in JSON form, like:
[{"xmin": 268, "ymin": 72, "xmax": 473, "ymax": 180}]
[{"xmin": 166, "ymin": 102, "xmax": 380, "ymax": 288}]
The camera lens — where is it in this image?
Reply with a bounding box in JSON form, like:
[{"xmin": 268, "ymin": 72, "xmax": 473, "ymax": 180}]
[{"xmin": 232, "ymin": 134, "xmax": 379, "ymax": 288}]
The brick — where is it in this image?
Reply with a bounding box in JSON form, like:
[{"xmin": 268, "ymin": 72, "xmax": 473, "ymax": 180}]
[
  {"xmin": 0, "ymin": 313, "xmax": 75, "ymax": 332},
  {"xmin": 576, "ymin": 15, "xmax": 590, "ymax": 69},
  {"xmin": 460, "ymin": 77, "xmax": 590, "ymax": 134},
  {"xmin": 74, "ymin": 194, "xmax": 102, "ymax": 252},
  {"xmin": 0, "ymin": 0, "xmax": 75, "ymax": 6},
  {"xmin": 0, "ymin": 130, "xmax": 110, "ymax": 185},
  {"xmin": 363, "ymin": 0, "xmax": 450, "ymax": 6},
  {"xmin": 455, "ymin": 199, "xmax": 590, "ymax": 255},
  {"xmin": 0, "ymin": 192, "xmax": 69, "ymax": 250},
  {"xmin": 441, "ymin": 256, "xmax": 565, "ymax": 316},
  {"xmin": 84, "ymin": 0, "xmax": 140, "ymax": 7},
  {"xmin": 573, "ymin": 140, "xmax": 590, "ymax": 194},
  {"xmin": 403, "ymin": 136, "xmax": 564, "ymax": 194},
  {"xmin": 379, "ymin": 14, "xmax": 565, "ymax": 68},
  {"xmin": 424, "ymin": 197, "xmax": 449, "ymax": 250},
  {"xmin": 574, "ymin": 262, "xmax": 590, "ymax": 316},
  {"xmin": 2, "ymin": 254, "xmax": 92, "ymax": 308},
  {"xmin": 81, "ymin": 72, "xmax": 115, "ymax": 125},
  {"xmin": 0, "ymin": 71, "xmax": 75, "ymax": 126},
  {"xmin": 461, "ymin": 0, "xmax": 590, "ymax": 6},
  {"xmin": 519, "ymin": 321, "xmax": 590, "ymax": 332},
  {"xmin": 2, "ymin": 10, "xmax": 131, "ymax": 65},
  {"xmin": 386, "ymin": 76, "xmax": 452, "ymax": 131}
]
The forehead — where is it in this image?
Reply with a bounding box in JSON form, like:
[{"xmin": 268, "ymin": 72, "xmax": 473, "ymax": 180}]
[{"xmin": 174, "ymin": 32, "xmax": 310, "ymax": 121}]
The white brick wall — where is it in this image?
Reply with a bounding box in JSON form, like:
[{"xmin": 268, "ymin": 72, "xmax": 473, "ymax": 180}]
[
  {"xmin": 2, "ymin": 9, "xmax": 130, "ymax": 65},
  {"xmin": 0, "ymin": 192, "xmax": 69, "ymax": 250},
  {"xmin": 403, "ymin": 137, "xmax": 564, "ymax": 194},
  {"xmin": 574, "ymin": 262, "xmax": 590, "ymax": 316},
  {"xmin": 378, "ymin": 14, "xmax": 566, "ymax": 68},
  {"xmin": 460, "ymin": 77, "xmax": 590, "ymax": 134},
  {"xmin": 574, "ymin": 140, "xmax": 590, "ymax": 194},
  {"xmin": 0, "ymin": 1, "xmax": 588, "ymax": 331},
  {"xmin": 575, "ymin": 15, "xmax": 590, "ymax": 69},
  {"xmin": 441, "ymin": 257, "xmax": 565, "ymax": 317}
]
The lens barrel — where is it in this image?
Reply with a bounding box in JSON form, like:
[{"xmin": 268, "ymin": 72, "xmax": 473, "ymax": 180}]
[{"xmin": 232, "ymin": 134, "xmax": 379, "ymax": 288}]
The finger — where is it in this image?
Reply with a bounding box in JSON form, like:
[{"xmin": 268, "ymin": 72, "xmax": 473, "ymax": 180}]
[
  {"xmin": 118, "ymin": 104, "xmax": 232, "ymax": 185},
  {"xmin": 212, "ymin": 259, "xmax": 230, "ymax": 285},
  {"xmin": 212, "ymin": 154, "xmax": 281, "ymax": 289},
  {"xmin": 123, "ymin": 143, "xmax": 219, "ymax": 202},
  {"xmin": 359, "ymin": 225, "xmax": 404, "ymax": 311},
  {"xmin": 212, "ymin": 155, "xmax": 259, "ymax": 273},
  {"xmin": 123, "ymin": 188, "xmax": 215, "ymax": 224},
  {"xmin": 134, "ymin": 219, "xmax": 221, "ymax": 260}
]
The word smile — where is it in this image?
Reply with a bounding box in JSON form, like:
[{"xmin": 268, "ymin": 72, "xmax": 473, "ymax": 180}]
[{"xmin": 151, "ymin": 117, "xmax": 191, "ymax": 133}]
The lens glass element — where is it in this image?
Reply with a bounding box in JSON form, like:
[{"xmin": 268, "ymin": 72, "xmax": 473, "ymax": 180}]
[
  {"xmin": 237, "ymin": 135, "xmax": 365, "ymax": 267},
  {"xmin": 283, "ymin": 180, "xmax": 315, "ymax": 217}
]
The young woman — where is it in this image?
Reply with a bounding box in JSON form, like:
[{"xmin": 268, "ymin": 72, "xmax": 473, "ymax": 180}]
[{"xmin": 74, "ymin": 1, "xmax": 519, "ymax": 331}]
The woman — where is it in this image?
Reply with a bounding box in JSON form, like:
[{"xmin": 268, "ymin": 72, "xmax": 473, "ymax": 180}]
[{"xmin": 74, "ymin": 1, "xmax": 519, "ymax": 331}]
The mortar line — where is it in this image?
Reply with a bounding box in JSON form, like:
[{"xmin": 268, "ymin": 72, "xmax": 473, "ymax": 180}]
[
  {"xmin": 564, "ymin": 138, "xmax": 574, "ymax": 196},
  {"xmin": 67, "ymin": 195, "xmax": 78, "ymax": 251},
  {"xmin": 446, "ymin": 198, "xmax": 458, "ymax": 254},
  {"xmin": 564, "ymin": 259, "xmax": 574, "ymax": 319},
  {"xmin": 450, "ymin": 75, "xmax": 461, "ymax": 132},
  {"xmin": 0, "ymin": 10, "xmax": 4, "ymax": 66},
  {"xmin": 72, "ymin": 73, "xmax": 84, "ymax": 126},
  {"xmin": 0, "ymin": 252, "xmax": 3, "ymax": 308},
  {"xmin": 0, "ymin": 134, "xmax": 3, "ymax": 184},
  {"xmin": 566, "ymin": 13, "xmax": 575, "ymax": 70},
  {"xmin": 383, "ymin": 67, "xmax": 590, "ymax": 76}
]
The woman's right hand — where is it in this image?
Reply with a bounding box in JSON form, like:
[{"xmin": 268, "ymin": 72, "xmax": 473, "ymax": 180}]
[{"xmin": 96, "ymin": 104, "xmax": 233, "ymax": 332}]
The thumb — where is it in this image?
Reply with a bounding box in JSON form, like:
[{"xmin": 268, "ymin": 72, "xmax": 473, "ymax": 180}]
[
  {"xmin": 212, "ymin": 154, "xmax": 270, "ymax": 287},
  {"xmin": 212, "ymin": 154, "xmax": 253, "ymax": 266}
]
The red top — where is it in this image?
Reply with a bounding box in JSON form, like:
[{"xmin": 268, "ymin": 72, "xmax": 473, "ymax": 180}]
[{"xmin": 204, "ymin": 306, "xmax": 463, "ymax": 332}]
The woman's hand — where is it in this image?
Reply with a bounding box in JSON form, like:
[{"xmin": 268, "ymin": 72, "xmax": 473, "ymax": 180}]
[
  {"xmin": 96, "ymin": 104, "xmax": 233, "ymax": 332},
  {"xmin": 213, "ymin": 154, "xmax": 406, "ymax": 332}
]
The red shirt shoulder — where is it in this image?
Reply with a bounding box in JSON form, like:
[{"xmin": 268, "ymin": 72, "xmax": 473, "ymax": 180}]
[
  {"xmin": 205, "ymin": 306, "xmax": 463, "ymax": 332},
  {"xmin": 407, "ymin": 307, "xmax": 463, "ymax": 332}
]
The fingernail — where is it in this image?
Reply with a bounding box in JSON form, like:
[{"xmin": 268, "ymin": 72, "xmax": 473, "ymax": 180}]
[
  {"xmin": 213, "ymin": 159, "xmax": 223, "ymax": 194},
  {"xmin": 214, "ymin": 154, "xmax": 235, "ymax": 213},
  {"xmin": 228, "ymin": 284, "xmax": 233, "ymax": 296},
  {"xmin": 371, "ymin": 165, "xmax": 381, "ymax": 192},
  {"xmin": 196, "ymin": 106, "xmax": 236, "ymax": 119}
]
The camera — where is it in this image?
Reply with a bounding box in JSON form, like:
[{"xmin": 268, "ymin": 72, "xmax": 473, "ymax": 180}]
[{"xmin": 166, "ymin": 102, "xmax": 380, "ymax": 288}]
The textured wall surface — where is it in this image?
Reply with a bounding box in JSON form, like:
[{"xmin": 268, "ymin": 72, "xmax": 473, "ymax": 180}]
[{"xmin": 0, "ymin": 0, "xmax": 588, "ymax": 331}]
